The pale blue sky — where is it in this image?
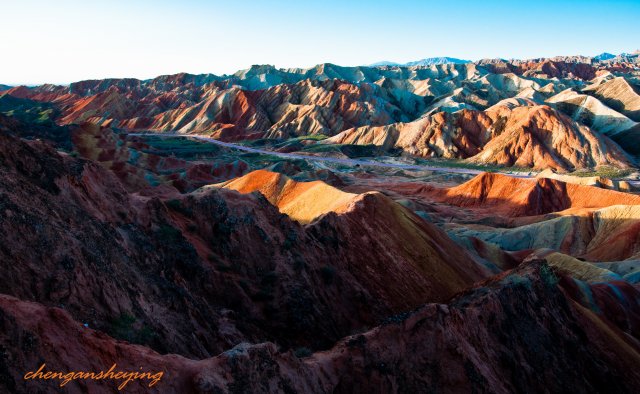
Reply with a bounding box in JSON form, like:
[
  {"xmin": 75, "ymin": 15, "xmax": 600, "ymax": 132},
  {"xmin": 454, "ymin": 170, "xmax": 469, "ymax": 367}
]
[{"xmin": 1, "ymin": 0, "xmax": 639, "ymax": 85}]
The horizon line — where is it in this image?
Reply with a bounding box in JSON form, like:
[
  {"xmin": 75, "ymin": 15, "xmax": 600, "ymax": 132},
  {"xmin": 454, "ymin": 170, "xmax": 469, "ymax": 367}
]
[{"xmin": 2, "ymin": 50, "xmax": 638, "ymax": 87}]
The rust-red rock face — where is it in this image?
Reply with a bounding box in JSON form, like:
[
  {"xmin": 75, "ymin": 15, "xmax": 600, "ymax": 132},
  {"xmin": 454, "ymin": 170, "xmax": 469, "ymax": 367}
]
[{"xmin": 429, "ymin": 172, "xmax": 640, "ymax": 217}]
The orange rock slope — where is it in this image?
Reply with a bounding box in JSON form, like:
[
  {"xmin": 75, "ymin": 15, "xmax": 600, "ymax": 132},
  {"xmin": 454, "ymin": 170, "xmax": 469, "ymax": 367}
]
[
  {"xmin": 215, "ymin": 169, "xmax": 358, "ymax": 224},
  {"xmin": 212, "ymin": 169, "xmax": 489, "ymax": 307},
  {"xmin": 403, "ymin": 172, "xmax": 640, "ymax": 264},
  {"xmin": 430, "ymin": 172, "xmax": 640, "ymax": 217}
]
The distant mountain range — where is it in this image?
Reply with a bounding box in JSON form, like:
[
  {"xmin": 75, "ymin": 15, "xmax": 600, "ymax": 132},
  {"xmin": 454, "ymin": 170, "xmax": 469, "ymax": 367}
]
[
  {"xmin": 595, "ymin": 53, "xmax": 616, "ymax": 61},
  {"xmin": 370, "ymin": 51, "xmax": 640, "ymax": 68},
  {"xmin": 369, "ymin": 57, "xmax": 470, "ymax": 67},
  {"xmin": 596, "ymin": 51, "xmax": 640, "ymax": 63}
]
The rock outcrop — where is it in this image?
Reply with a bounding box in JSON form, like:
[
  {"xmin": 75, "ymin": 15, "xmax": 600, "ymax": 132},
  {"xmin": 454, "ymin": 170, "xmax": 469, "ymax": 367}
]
[
  {"xmin": 584, "ymin": 77, "xmax": 640, "ymax": 121},
  {"xmin": 430, "ymin": 172, "xmax": 640, "ymax": 217},
  {"xmin": 3, "ymin": 262, "xmax": 639, "ymax": 393},
  {"xmin": 328, "ymin": 104, "xmax": 633, "ymax": 171}
]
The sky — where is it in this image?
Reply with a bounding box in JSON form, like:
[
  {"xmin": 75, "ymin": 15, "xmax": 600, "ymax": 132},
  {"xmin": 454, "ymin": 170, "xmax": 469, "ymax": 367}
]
[{"xmin": 1, "ymin": 0, "xmax": 639, "ymax": 85}]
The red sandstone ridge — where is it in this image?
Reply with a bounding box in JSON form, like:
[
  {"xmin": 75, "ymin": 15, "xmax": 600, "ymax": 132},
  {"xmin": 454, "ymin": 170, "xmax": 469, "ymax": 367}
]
[
  {"xmin": 428, "ymin": 172, "xmax": 640, "ymax": 217},
  {"xmin": 20, "ymin": 78, "xmax": 404, "ymax": 141},
  {"xmin": 215, "ymin": 169, "xmax": 359, "ymax": 224},
  {"xmin": 213, "ymin": 169, "xmax": 488, "ymax": 307},
  {"xmin": 468, "ymin": 105, "xmax": 632, "ymax": 170},
  {"xmin": 400, "ymin": 172, "xmax": 640, "ymax": 265},
  {"xmin": 327, "ymin": 104, "xmax": 632, "ymax": 171},
  {"xmin": 326, "ymin": 109, "xmax": 495, "ymax": 159},
  {"xmin": 139, "ymin": 78, "xmax": 396, "ymax": 140}
]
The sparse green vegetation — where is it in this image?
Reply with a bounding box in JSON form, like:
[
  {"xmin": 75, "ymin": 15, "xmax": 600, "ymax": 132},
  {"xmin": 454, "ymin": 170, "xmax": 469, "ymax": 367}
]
[
  {"xmin": 301, "ymin": 143, "xmax": 384, "ymax": 158},
  {"xmin": 301, "ymin": 144, "xmax": 344, "ymax": 153},
  {"xmin": 251, "ymin": 270, "xmax": 278, "ymax": 301},
  {"xmin": 0, "ymin": 94, "xmax": 58, "ymax": 125},
  {"xmin": 238, "ymin": 152, "xmax": 282, "ymax": 161},
  {"xmin": 293, "ymin": 258, "xmax": 307, "ymax": 272},
  {"xmin": 252, "ymin": 289, "xmax": 275, "ymax": 301},
  {"xmin": 165, "ymin": 198, "xmax": 183, "ymax": 211},
  {"xmin": 413, "ymin": 157, "xmax": 533, "ymax": 173},
  {"xmin": 237, "ymin": 135, "xmax": 328, "ymax": 148},
  {"xmin": 238, "ymin": 279, "xmax": 251, "ymax": 292},
  {"xmin": 283, "ymin": 230, "xmax": 298, "ymax": 250},
  {"xmin": 540, "ymin": 264, "xmax": 559, "ymax": 288},
  {"xmin": 260, "ymin": 270, "xmax": 278, "ymax": 286},
  {"xmin": 235, "ymin": 138, "xmax": 280, "ymax": 147},
  {"xmin": 290, "ymin": 134, "xmax": 329, "ymax": 142},
  {"xmin": 140, "ymin": 136, "xmax": 222, "ymax": 159},
  {"xmin": 569, "ymin": 166, "xmax": 634, "ymax": 179}
]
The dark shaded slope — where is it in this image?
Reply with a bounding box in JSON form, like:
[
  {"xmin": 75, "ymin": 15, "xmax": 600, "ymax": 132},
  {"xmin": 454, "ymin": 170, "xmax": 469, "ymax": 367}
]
[
  {"xmin": 1, "ymin": 262, "xmax": 639, "ymax": 393},
  {"xmin": 0, "ymin": 131, "xmax": 484, "ymax": 361}
]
